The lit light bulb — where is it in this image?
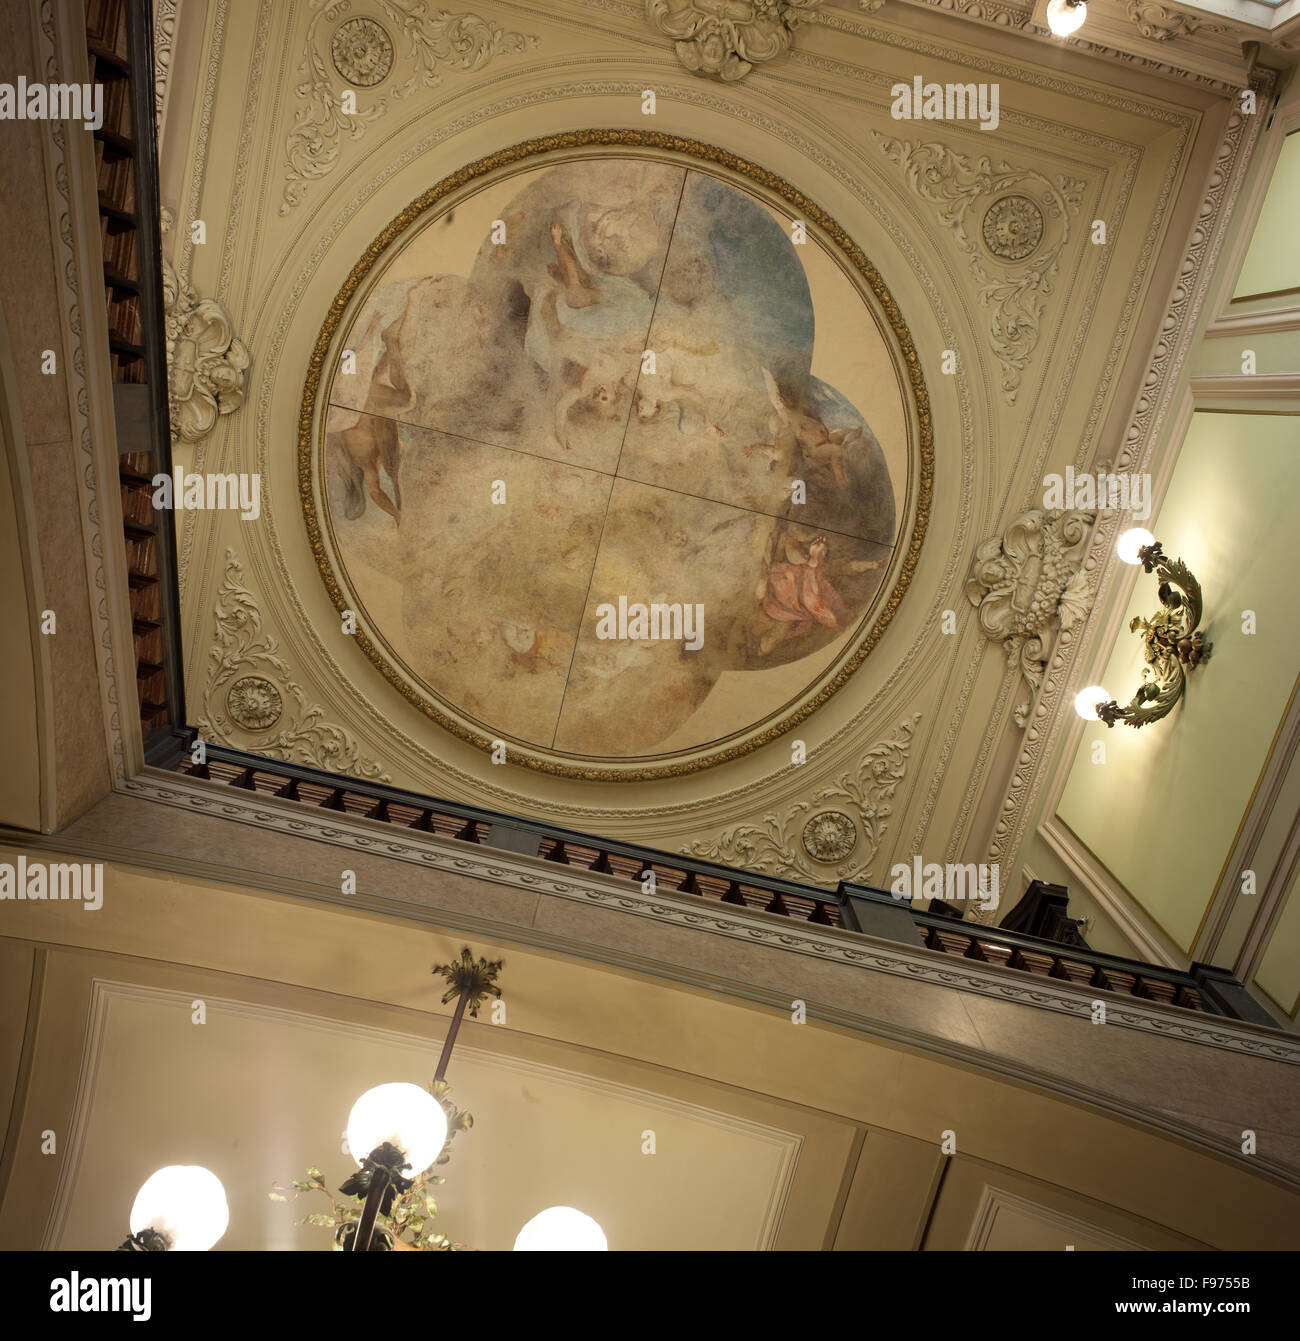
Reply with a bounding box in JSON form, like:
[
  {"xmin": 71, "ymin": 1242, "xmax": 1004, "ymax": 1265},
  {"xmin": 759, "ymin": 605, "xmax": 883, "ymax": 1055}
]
[
  {"xmin": 1046, "ymin": 0, "xmax": 1087, "ymax": 36},
  {"xmin": 1074, "ymin": 686, "xmax": 1110, "ymax": 721},
  {"xmin": 346, "ymin": 1082, "xmax": 448, "ymax": 1176},
  {"xmin": 514, "ymin": 1206, "xmax": 608, "ymax": 1251},
  {"xmin": 129, "ymin": 1165, "xmax": 229, "ymax": 1251},
  {"xmin": 1117, "ymin": 527, "xmax": 1156, "ymax": 565}
]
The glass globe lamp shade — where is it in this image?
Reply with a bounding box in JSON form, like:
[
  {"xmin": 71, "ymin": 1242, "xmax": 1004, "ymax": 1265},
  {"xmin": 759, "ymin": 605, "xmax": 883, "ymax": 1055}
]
[
  {"xmin": 1117, "ymin": 527, "xmax": 1156, "ymax": 565},
  {"xmin": 1074, "ymin": 685, "xmax": 1111, "ymax": 721},
  {"xmin": 346, "ymin": 1082, "xmax": 448, "ymax": 1176},
  {"xmin": 514, "ymin": 1206, "xmax": 608, "ymax": 1251},
  {"xmin": 1046, "ymin": 0, "xmax": 1087, "ymax": 35},
  {"xmin": 129, "ymin": 1165, "xmax": 229, "ymax": 1251}
]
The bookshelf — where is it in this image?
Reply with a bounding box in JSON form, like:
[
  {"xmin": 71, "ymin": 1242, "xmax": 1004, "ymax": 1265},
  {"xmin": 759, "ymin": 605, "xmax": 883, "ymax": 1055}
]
[{"xmin": 84, "ymin": 0, "xmax": 185, "ymax": 741}]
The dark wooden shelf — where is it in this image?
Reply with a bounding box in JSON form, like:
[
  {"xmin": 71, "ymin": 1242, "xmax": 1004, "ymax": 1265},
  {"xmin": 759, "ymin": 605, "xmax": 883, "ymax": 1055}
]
[
  {"xmin": 123, "ymin": 519, "xmax": 156, "ymax": 539},
  {"xmin": 127, "ymin": 571, "xmax": 160, "ymax": 589},
  {"xmin": 104, "ymin": 268, "xmax": 139, "ymax": 293},
  {"xmin": 109, "ymin": 337, "xmax": 145, "ymax": 357},
  {"xmin": 94, "ymin": 126, "xmax": 134, "ymax": 154},
  {"xmin": 119, "ymin": 469, "xmax": 155, "ymax": 486},
  {"xmin": 88, "ymin": 40, "xmax": 130, "ymax": 74},
  {"xmin": 98, "ymin": 200, "xmax": 137, "ymax": 226}
]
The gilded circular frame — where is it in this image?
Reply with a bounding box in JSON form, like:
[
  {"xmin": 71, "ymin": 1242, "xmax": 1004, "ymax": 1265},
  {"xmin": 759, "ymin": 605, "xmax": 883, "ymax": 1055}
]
[{"xmin": 298, "ymin": 130, "xmax": 933, "ymax": 781}]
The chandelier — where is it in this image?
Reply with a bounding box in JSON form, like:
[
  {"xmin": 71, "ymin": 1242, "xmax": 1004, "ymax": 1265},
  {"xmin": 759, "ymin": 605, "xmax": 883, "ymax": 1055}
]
[{"xmin": 116, "ymin": 948, "xmax": 607, "ymax": 1252}]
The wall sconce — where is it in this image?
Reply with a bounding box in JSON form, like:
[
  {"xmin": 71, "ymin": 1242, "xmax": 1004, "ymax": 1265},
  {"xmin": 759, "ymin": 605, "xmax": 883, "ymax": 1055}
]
[
  {"xmin": 1046, "ymin": 0, "xmax": 1088, "ymax": 36},
  {"xmin": 1074, "ymin": 529, "xmax": 1210, "ymax": 729}
]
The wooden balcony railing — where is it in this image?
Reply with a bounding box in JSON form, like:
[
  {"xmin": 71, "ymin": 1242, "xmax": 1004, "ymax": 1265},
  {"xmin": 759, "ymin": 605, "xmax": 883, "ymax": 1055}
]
[{"xmin": 143, "ymin": 730, "xmax": 1278, "ymax": 1027}]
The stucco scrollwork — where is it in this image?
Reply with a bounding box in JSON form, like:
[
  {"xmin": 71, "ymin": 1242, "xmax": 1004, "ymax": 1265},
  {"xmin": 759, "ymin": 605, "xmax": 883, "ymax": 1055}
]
[
  {"xmin": 682, "ymin": 716, "xmax": 920, "ymax": 884},
  {"xmin": 965, "ymin": 509, "xmax": 1094, "ymax": 728},
  {"xmin": 873, "ymin": 136, "xmax": 1084, "ymax": 404},
  {"xmin": 280, "ymin": 1, "xmax": 538, "ymax": 214},
  {"xmin": 160, "ymin": 209, "xmax": 250, "ymax": 444},
  {"xmin": 199, "ymin": 550, "xmax": 390, "ymax": 781},
  {"xmin": 645, "ymin": 0, "xmax": 825, "ymax": 81},
  {"xmin": 1126, "ymin": 1, "xmax": 1221, "ymax": 40}
]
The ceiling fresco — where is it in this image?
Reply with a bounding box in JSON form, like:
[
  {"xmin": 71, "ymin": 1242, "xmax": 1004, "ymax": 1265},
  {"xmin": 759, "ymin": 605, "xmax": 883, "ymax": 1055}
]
[{"xmin": 305, "ymin": 147, "xmax": 923, "ymax": 775}]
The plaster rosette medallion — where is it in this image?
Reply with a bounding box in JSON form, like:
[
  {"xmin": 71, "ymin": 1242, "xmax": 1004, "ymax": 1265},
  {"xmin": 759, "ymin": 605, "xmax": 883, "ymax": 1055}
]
[
  {"xmin": 280, "ymin": 2, "xmax": 539, "ymax": 213},
  {"xmin": 199, "ymin": 550, "xmax": 390, "ymax": 780},
  {"xmin": 645, "ymin": 0, "xmax": 825, "ymax": 81},
  {"xmin": 683, "ymin": 716, "xmax": 920, "ymax": 885},
  {"xmin": 331, "ymin": 16, "xmax": 395, "ymax": 86},
  {"xmin": 982, "ymin": 194, "xmax": 1043, "ymax": 261},
  {"xmin": 874, "ymin": 136, "xmax": 1084, "ymax": 404},
  {"xmin": 802, "ymin": 810, "xmax": 858, "ymax": 863},
  {"xmin": 965, "ymin": 509, "xmax": 1095, "ymax": 727},
  {"xmin": 161, "ymin": 209, "xmax": 250, "ymax": 445}
]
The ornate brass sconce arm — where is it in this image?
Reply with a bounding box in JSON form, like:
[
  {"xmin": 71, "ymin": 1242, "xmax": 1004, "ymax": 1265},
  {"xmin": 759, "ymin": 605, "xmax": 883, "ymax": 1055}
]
[{"xmin": 1096, "ymin": 543, "xmax": 1210, "ymax": 729}]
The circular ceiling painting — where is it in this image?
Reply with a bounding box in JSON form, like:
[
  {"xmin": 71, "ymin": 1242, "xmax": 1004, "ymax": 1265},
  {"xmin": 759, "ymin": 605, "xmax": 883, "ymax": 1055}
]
[{"xmin": 301, "ymin": 134, "xmax": 930, "ymax": 779}]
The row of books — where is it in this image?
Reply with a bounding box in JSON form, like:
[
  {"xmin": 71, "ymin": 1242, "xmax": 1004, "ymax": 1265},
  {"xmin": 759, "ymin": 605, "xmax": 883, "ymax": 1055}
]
[
  {"xmin": 86, "ymin": 0, "xmax": 130, "ymax": 61},
  {"xmin": 137, "ymin": 666, "xmax": 166, "ymax": 709},
  {"xmin": 129, "ymin": 578, "xmax": 161, "ymax": 623},
  {"xmin": 98, "ymin": 70, "xmax": 133, "ymax": 140},
  {"xmin": 120, "ymin": 481, "xmax": 154, "ymax": 527},
  {"xmin": 120, "ymin": 450, "xmax": 153, "ymax": 475},
  {"xmin": 124, "ymin": 532, "xmax": 157, "ymax": 578},
  {"xmin": 107, "ymin": 291, "xmax": 141, "ymax": 345},
  {"xmin": 111, "ymin": 351, "xmax": 147, "ymax": 383},
  {"xmin": 134, "ymin": 624, "xmax": 163, "ymax": 667},
  {"xmin": 96, "ymin": 145, "xmax": 135, "ymax": 213},
  {"xmin": 99, "ymin": 213, "xmax": 137, "ymax": 278}
]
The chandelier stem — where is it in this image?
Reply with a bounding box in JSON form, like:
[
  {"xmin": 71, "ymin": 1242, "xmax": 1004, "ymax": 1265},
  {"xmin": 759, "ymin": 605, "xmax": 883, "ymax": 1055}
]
[
  {"xmin": 434, "ymin": 984, "xmax": 472, "ymax": 1082},
  {"xmin": 351, "ymin": 1162, "xmax": 393, "ymax": 1253}
]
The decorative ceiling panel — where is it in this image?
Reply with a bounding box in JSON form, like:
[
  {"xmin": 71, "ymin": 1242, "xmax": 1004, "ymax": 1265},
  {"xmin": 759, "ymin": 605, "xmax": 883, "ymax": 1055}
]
[{"xmin": 159, "ymin": 0, "xmax": 1234, "ymax": 891}]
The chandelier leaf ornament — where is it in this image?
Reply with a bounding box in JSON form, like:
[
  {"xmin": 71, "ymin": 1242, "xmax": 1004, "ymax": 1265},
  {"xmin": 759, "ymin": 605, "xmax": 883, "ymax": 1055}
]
[{"xmin": 270, "ymin": 1079, "xmax": 475, "ymax": 1252}]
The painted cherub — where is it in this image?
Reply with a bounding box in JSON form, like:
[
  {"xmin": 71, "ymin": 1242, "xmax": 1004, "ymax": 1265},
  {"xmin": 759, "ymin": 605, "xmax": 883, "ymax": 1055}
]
[
  {"xmin": 751, "ymin": 534, "xmax": 886, "ymax": 655},
  {"xmin": 743, "ymin": 369, "xmax": 861, "ymax": 488}
]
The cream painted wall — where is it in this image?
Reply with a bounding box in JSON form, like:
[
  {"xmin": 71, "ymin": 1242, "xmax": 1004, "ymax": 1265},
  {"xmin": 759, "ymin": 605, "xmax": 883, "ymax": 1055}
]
[
  {"xmin": 1233, "ymin": 130, "xmax": 1300, "ymax": 301},
  {"xmin": 1059, "ymin": 411, "xmax": 1300, "ymax": 955},
  {"xmin": 1257, "ymin": 859, "xmax": 1300, "ymax": 1021}
]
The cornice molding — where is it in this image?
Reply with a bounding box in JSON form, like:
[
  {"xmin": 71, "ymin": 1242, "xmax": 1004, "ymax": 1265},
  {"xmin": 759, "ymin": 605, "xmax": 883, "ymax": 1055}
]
[
  {"xmin": 50, "ymin": 769, "xmax": 1300, "ymax": 1070},
  {"xmin": 1188, "ymin": 371, "xmax": 1300, "ymax": 399},
  {"xmin": 1203, "ymin": 305, "xmax": 1300, "ymax": 339}
]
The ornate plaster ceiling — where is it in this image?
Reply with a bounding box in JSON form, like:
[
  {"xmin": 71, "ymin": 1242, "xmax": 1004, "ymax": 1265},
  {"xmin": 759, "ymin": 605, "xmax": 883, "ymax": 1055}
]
[{"xmin": 157, "ymin": 0, "xmax": 1260, "ymax": 893}]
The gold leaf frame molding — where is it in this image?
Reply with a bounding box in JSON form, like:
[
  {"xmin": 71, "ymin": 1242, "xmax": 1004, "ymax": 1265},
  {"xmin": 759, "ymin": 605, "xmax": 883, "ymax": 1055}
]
[{"xmin": 298, "ymin": 131, "xmax": 933, "ymax": 781}]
